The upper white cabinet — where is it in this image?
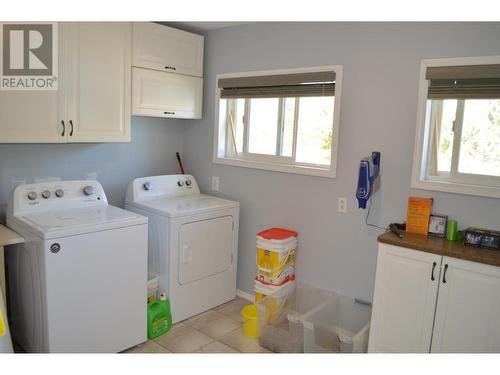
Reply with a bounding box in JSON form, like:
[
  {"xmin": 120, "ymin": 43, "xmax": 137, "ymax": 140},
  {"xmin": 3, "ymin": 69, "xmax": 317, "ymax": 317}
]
[
  {"xmin": 65, "ymin": 23, "xmax": 131, "ymax": 142},
  {"xmin": 0, "ymin": 87, "xmax": 63, "ymax": 143},
  {"xmin": 0, "ymin": 22, "xmax": 132, "ymax": 143},
  {"xmin": 132, "ymin": 68, "xmax": 202, "ymax": 119},
  {"xmin": 132, "ymin": 23, "xmax": 204, "ymax": 77},
  {"xmin": 132, "ymin": 23, "xmax": 204, "ymax": 120},
  {"xmin": 369, "ymin": 241, "xmax": 500, "ymax": 353},
  {"xmin": 368, "ymin": 244, "xmax": 441, "ymax": 353}
]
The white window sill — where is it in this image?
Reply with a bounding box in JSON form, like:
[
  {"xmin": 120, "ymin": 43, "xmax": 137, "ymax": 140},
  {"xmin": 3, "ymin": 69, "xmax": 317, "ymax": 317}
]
[
  {"xmin": 411, "ymin": 178, "xmax": 500, "ymax": 199},
  {"xmin": 213, "ymin": 156, "xmax": 336, "ymax": 178}
]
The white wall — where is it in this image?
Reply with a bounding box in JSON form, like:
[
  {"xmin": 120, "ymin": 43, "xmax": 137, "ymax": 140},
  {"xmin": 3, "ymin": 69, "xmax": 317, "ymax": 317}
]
[{"xmin": 183, "ymin": 22, "xmax": 500, "ymax": 301}]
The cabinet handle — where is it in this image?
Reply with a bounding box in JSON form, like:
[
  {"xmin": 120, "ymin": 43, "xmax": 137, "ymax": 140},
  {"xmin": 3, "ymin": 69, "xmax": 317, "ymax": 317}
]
[
  {"xmin": 61, "ymin": 120, "xmax": 65, "ymax": 136},
  {"xmin": 431, "ymin": 261, "xmax": 437, "ymax": 281},
  {"xmin": 164, "ymin": 111, "xmax": 175, "ymax": 115},
  {"xmin": 164, "ymin": 66, "xmax": 176, "ymax": 71},
  {"xmin": 69, "ymin": 120, "xmax": 74, "ymax": 136},
  {"xmin": 442, "ymin": 264, "xmax": 448, "ymax": 284}
]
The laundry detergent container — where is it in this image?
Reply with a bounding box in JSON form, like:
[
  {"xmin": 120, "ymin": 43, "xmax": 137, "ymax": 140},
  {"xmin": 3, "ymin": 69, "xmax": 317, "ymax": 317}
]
[
  {"xmin": 256, "ymin": 283, "xmax": 334, "ymax": 353},
  {"xmin": 302, "ymin": 296, "xmax": 372, "ymax": 353}
]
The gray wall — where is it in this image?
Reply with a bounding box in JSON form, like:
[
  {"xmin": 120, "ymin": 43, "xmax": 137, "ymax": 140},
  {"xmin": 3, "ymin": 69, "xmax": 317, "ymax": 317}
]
[
  {"xmin": 0, "ymin": 116, "xmax": 186, "ymax": 220},
  {"xmin": 183, "ymin": 22, "xmax": 500, "ymax": 301}
]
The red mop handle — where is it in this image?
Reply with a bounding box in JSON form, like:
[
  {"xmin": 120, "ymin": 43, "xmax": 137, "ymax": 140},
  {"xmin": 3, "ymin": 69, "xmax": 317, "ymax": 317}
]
[{"xmin": 176, "ymin": 152, "xmax": 185, "ymax": 175}]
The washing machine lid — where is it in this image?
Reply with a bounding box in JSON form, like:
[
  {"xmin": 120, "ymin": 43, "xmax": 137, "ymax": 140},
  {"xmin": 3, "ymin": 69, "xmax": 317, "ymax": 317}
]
[
  {"xmin": 128, "ymin": 194, "xmax": 239, "ymax": 218},
  {"xmin": 15, "ymin": 205, "xmax": 147, "ymax": 239}
]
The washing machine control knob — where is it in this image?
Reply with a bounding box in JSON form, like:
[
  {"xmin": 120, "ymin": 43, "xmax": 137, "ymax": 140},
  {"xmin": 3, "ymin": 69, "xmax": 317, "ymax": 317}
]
[
  {"xmin": 27, "ymin": 191, "xmax": 37, "ymax": 201},
  {"xmin": 143, "ymin": 182, "xmax": 153, "ymax": 191},
  {"xmin": 177, "ymin": 180, "xmax": 185, "ymax": 187},
  {"xmin": 55, "ymin": 189, "xmax": 65, "ymax": 198},
  {"xmin": 185, "ymin": 179, "xmax": 192, "ymax": 186},
  {"xmin": 83, "ymin": 185, "xmax": 95, "ymax": 196},
  {"xmin": 41, "ymin": 190, "xmax": 51, "ymax": 199}
]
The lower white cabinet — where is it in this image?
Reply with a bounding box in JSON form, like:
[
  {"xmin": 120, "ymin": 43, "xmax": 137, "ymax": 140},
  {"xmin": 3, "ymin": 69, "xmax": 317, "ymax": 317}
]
[
  {"xmin": 431, "ymin": 257, "xmax": 500, "ymax": 352},
  {"xmin": 369, "ymin": 243, "xmax": 500, "ymax": 353},
  {"xmin": 132, "ymin": 67, "xmax": 202, "ymax": 119},
  {"xmin": 368, "ymin": 244, "xmax": 441, "ymax": 352}
]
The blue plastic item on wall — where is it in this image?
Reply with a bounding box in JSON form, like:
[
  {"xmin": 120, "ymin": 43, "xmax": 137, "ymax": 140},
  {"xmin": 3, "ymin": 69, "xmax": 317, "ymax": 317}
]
[{"xmin": 356, "ymin": 152, "xmax": 381, "ymax": 209}]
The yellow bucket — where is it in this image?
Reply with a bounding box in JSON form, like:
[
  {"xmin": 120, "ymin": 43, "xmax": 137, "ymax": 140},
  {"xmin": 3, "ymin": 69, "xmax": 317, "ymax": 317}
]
[{"xmin": 241, "ymin": 305, "xmax": 259, "ymax": 339}]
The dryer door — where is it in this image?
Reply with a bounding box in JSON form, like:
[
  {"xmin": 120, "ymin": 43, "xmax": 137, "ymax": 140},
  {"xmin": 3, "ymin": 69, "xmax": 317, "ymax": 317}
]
[{"xmin": 178, "ymin": 215, "xmax": 234, "ymax": 285}]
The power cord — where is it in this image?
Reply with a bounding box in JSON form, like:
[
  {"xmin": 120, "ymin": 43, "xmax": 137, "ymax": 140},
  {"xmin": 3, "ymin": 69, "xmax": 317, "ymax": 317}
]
[{"xmin": 365, "ymin": 193, "xmax": 389, "ymax": 231}]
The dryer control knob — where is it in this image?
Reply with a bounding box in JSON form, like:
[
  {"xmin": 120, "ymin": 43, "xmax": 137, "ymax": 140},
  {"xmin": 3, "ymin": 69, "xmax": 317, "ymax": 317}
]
[
  {"xmin": 41, "ymin": 190, "xmax": 51, "ymax": 199},
  {"xmin": 55, "ymin": 189, "xmax": 64, "ymax": 198},
  {"xmin": 185, "ymin": 179, "xmax": 192, "ymax": 186},
  {"xmin": 143, "ymin": 182, "xmax": 153, "ymax": 191},
  {"xmin": 83, "ymin": 185, "xmax": 95, "ymax": 196},
  {"xmin": 27, "ymin": 191, "xmax": 37, "ymax": 201},
  {"xmin": 177, "ymin": 180, "xmax": 185, "ymax": 187}
]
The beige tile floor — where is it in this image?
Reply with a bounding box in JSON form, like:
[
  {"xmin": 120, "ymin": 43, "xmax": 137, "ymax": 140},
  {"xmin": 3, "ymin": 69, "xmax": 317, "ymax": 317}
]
[{"xmin": 125, "ymin": 297, "xmax": 271, "ymax": 354}]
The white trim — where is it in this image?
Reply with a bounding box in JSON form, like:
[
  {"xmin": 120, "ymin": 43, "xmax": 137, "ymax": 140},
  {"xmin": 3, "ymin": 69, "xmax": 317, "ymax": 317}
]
[
  {"xmin": 236, "ymin": 289, "xmax": 254, "ymax": 302},
  {"xmin": 215, "ymin": 156, "xmax": 336, "ymax": 178},
  {"xmin": 213, "ymin": 65, "xmax": 343, "ymax": 179},
  {"xmin": 449, "ymin": 100, "xmax": 465, "ymax": 180},
  {"xmin": 411, "ymin": 55, "xmax": 500, "ymax": 199},
  {"xmin": 411, "ymin": 178, "xmax": 500, "ymax": 199}
]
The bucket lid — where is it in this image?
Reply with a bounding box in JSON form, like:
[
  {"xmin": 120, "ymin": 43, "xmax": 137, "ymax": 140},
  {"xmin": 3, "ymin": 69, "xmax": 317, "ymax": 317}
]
[
  {"xmin": 255, "ymin": 274, "xmax": 295, "ymax": 286},
  {"xmin": 257, "ymin": 227, "xmax": 297, "ymax": 241},
  {"xmin": 256, "ymin": 237, "xmax": 297, "ymax": 250},
  {"xmin": 254, "ymin": 279, "xmax": 295, "ymax": 294}
]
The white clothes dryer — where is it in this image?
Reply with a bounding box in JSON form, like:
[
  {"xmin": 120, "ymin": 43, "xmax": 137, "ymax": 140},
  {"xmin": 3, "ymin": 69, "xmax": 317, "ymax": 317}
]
[{"xmin": 125, "ymin": 175, "xmax": 239, "ymax": 323}]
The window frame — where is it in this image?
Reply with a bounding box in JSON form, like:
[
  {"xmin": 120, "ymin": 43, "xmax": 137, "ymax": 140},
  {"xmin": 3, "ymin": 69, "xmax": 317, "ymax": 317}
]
[
  {"xmin": 411, "ymin": 56, "xmax": 500, "ymax": 198},
  {"xmin": 213, "ymin": 65, "xmax": 343, "ymax": 178}
]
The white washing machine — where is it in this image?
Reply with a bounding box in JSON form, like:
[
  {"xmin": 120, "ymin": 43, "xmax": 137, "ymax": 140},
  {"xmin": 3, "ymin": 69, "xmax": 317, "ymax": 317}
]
[
  {"xmin": 6, "ymin": 180, "xmax": 148, "ymax": 353},
  {"xmin": 125, "ymin": 174, "xmax": 239, "ymax": 323}
]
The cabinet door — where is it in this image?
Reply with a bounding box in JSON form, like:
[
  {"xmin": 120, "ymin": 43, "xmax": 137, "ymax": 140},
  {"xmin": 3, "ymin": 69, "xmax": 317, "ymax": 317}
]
[
  {"xmin": 178, "ymin": 216, "xmax": 234, "ymax": 285},
  {"xmin": 132, "ymin": 23, "xmax": 204, "ymax": 77},
  {"xmin": 368, "ymin": 244, "xmax": 441, "ymax": 353},
  {"xmin": 0, "ymin": 91, "xmax": 63, "ymax": 143},
  {"xmin": 66, "ymin": 23, "xmax": 131, "ymax": 143},
  {"xmin": 0, "ymin": 24, "xmax": 66, "ymax": 143},
  {"xmin": 431, "ymin": 257, "xmax": 500, "ymax": 353},
  {"xmin": 132, "ymin": 67, "xmax": 202, "ymax": 119}
]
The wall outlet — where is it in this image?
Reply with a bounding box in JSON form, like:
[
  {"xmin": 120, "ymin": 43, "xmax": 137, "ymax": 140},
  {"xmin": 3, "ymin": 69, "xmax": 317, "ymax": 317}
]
[
  {"xmin": 338, "ymin": 197, "xmax": 347, "ymax": 213},
  {"xmin": 212, "ymin": 176, "xmax": 220, "ymax": 192}
]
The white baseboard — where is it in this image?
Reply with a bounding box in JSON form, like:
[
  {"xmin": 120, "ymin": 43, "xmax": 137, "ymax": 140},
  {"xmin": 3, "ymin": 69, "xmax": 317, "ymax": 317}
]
[{"xmin": 236, "ymin": 289, "xmax": 254, "ymax": 302}]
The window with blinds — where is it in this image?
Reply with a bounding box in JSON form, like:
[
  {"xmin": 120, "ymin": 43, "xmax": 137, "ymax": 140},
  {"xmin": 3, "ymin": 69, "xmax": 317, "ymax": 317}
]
[
  {"xmin": 218, "ymin": 71, "xmax": 336, "ymax": 98},
  {"xmin": 426, "ymin": 64, "xmax": 500, "ymax": 99},
  {"xmin": 412, "ymin": 57, "xmax": 500, "ymax": 198},
  {"xmin": 214, "ymin": 67, "xmax": 342, "ymax": 178}
]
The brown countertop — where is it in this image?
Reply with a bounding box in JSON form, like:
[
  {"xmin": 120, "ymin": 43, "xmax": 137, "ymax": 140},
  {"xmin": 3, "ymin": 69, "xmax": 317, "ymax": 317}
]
[{"xmin": 378, "ymin": 231, "xmax": 500, "ymax": 268}]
